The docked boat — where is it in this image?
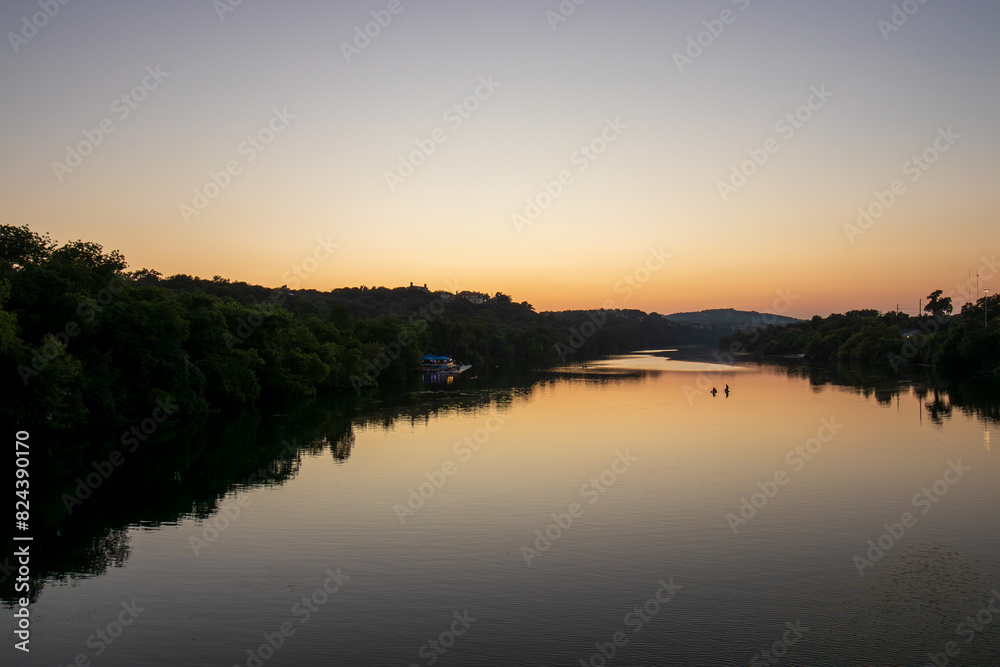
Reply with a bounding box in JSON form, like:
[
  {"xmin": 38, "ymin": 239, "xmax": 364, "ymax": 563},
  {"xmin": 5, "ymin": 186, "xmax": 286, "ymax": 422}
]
[{"xmin": 418, "ymin": 354, "xmax": 472, "ymax": 375}]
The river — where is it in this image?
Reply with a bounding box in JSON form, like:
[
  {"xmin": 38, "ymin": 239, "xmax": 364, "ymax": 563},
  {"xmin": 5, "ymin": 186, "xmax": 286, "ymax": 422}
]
[{"xmin": 6, "ymin": 350, "xmax": 1000, "ymax": 666}]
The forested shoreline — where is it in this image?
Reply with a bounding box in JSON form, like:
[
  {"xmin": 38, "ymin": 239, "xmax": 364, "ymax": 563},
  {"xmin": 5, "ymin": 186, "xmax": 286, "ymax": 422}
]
[
  {"xmin": 10, "ymin": 224, "xmax": 992, "ymax": 437},
  {"xmin": 720, "ymin": 292, "xmax": 1000, "ymax": 375},
  {"xmin": 2, "ymin": 225, "xmax": 713, "ymax": 433}
]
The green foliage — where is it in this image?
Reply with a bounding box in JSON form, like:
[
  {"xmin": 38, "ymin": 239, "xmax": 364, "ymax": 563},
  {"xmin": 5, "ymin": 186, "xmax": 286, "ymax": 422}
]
[
  {"xmin": 0, "ymin": 224, "xmax": 55, "ymax": 273},
  {"xmin": 5, "ymin": 225, "xmax": 703, "ymax": 432},
  {"xmin": 0, "ymin": 280, "xmax": 19, "ymax": 355},
  {"xmin": 721, "ymin": 290, "xmax": 1000, "ymax": 375}
]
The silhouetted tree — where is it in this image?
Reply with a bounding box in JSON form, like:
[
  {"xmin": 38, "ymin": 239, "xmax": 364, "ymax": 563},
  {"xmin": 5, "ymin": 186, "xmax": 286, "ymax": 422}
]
[{"xmin": 924, "ymin": 290, "xmax": 953, "ymax": 318}]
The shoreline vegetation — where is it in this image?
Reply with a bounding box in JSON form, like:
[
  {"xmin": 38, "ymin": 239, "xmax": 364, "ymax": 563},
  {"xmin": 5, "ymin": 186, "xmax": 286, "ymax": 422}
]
[
  {"xmin": 2, "ymin": 225, "xmax": 719, "ymax": 434},
  {"xmin": 719, "ymin": 294, "xmax": 999, "ymax": 376},
  {"xmin": 3, "ymin": 224, "xmax": 997, "ymax": 609},
  {"xmin": 3, "ymin": 225, "xmax": 997, "ymax": 436}
]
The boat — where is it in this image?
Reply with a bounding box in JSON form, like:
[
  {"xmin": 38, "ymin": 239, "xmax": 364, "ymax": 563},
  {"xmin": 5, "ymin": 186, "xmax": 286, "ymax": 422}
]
[{"xmin": 418, "ymin": 354, "xmax": 472, "ymax": 375}]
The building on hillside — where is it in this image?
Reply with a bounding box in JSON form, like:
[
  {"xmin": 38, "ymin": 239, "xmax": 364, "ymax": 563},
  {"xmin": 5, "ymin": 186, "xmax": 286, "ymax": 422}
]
[{"xmin": 459, "ymin": 291, "xmax": 486, "ymax": 304}]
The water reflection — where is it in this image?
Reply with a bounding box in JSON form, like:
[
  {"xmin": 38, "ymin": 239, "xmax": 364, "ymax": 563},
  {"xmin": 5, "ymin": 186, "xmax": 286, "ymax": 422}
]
[
  {"xmin": 770, "ymin": 358, "xmax": 1000, "ymax": 425},
  {"xmin": 1, "ymin": 378, "xmax": 537, "ymax": 606},
  {"xmin": 4, "ymin": 353, "xmax": 997, "ymax": 610},
  {"xmin": 3, "ymin": 409, "xmax": 311, "ymax": 605}
]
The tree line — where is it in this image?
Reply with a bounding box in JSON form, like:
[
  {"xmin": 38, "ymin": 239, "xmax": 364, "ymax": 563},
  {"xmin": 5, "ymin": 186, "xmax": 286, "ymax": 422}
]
[
  {"xmin": 2, "ymin": 225, "xmax": 706, "ymax": 433},
  {"xmin": 720, "ymin": 290, "xmax": 1000, "ymax": 374}
]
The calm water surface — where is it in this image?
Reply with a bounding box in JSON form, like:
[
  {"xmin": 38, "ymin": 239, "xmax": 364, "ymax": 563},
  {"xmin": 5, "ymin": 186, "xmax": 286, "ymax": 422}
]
[{"xmin": 8, "ymin": 353, "xmax": 1000, "ymax": 666}]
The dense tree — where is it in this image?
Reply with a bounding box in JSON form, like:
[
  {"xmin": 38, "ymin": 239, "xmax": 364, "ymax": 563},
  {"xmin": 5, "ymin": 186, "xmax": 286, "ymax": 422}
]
[
  {"xmin": 721, "ymin": 291, "xmax": 999, "ymax": 374},
  {"xmin": 5, "ymin": 225, "xmax": 709, "ymax": 433}
]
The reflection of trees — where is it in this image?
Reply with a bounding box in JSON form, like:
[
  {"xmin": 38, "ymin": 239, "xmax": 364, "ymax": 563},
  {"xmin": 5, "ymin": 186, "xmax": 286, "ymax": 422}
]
[
  {"xmin": 933, "ymin": 378, "xmax": 1000, "ymax": 425},
  {"xmin": 331, "ymin": 430, "xmax": 355, "ymax": 463},
  {"xmin": 3, "ymin": 408, "xmax": 303, "ymax": 606},
  {"xmin": 4, "ymin": 525, "xmax": 134, "ymax": 606},
  {"xmin": 541, "ymin": 366, "xmax": 652, "ymax": 387},
  {"xmin": 762, "ymin": 359, "xmax": 999, "ymax": 426},
  {"xmin": 926, "ymin": 391, "xmax": 953, "ymax": 424},
  {"xmin": 874, "ymin": 389, "xmax": 895, "ymax": 406},
  {"xmin": 778, "ymin": 361, "xmax": 908, "ymax": 403},
  {"xmin": 10, "ymin": 357, "xmax": 995, "ymax": 608},
  {"xmin": 3, "ymin": 377, "xmax": 538, "ymax": 607}
]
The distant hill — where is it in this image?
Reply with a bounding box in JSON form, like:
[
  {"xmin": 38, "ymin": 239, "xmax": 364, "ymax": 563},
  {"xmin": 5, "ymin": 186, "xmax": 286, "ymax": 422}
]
[{"xmin": 664, "ymin": 308, "xmax": 801, "ymax": 327}]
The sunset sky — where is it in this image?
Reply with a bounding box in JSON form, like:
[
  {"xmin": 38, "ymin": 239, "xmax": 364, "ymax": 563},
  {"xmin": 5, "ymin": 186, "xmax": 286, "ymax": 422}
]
[{"xmin": 2, "ymin": 0, "xmax": 997, "ymax": 319}]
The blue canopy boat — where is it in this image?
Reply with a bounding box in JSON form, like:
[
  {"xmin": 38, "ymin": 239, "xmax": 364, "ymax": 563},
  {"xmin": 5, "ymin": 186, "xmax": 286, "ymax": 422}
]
[{"xmin": 418, "ymin": 354, "xmax": 472, "ymax": 375}]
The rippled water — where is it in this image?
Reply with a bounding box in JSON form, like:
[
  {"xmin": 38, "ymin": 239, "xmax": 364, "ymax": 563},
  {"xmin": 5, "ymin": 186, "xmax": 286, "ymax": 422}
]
[{"xmin": 7, "ymin": 353, "xmax": 1000, "ymax": 666}]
